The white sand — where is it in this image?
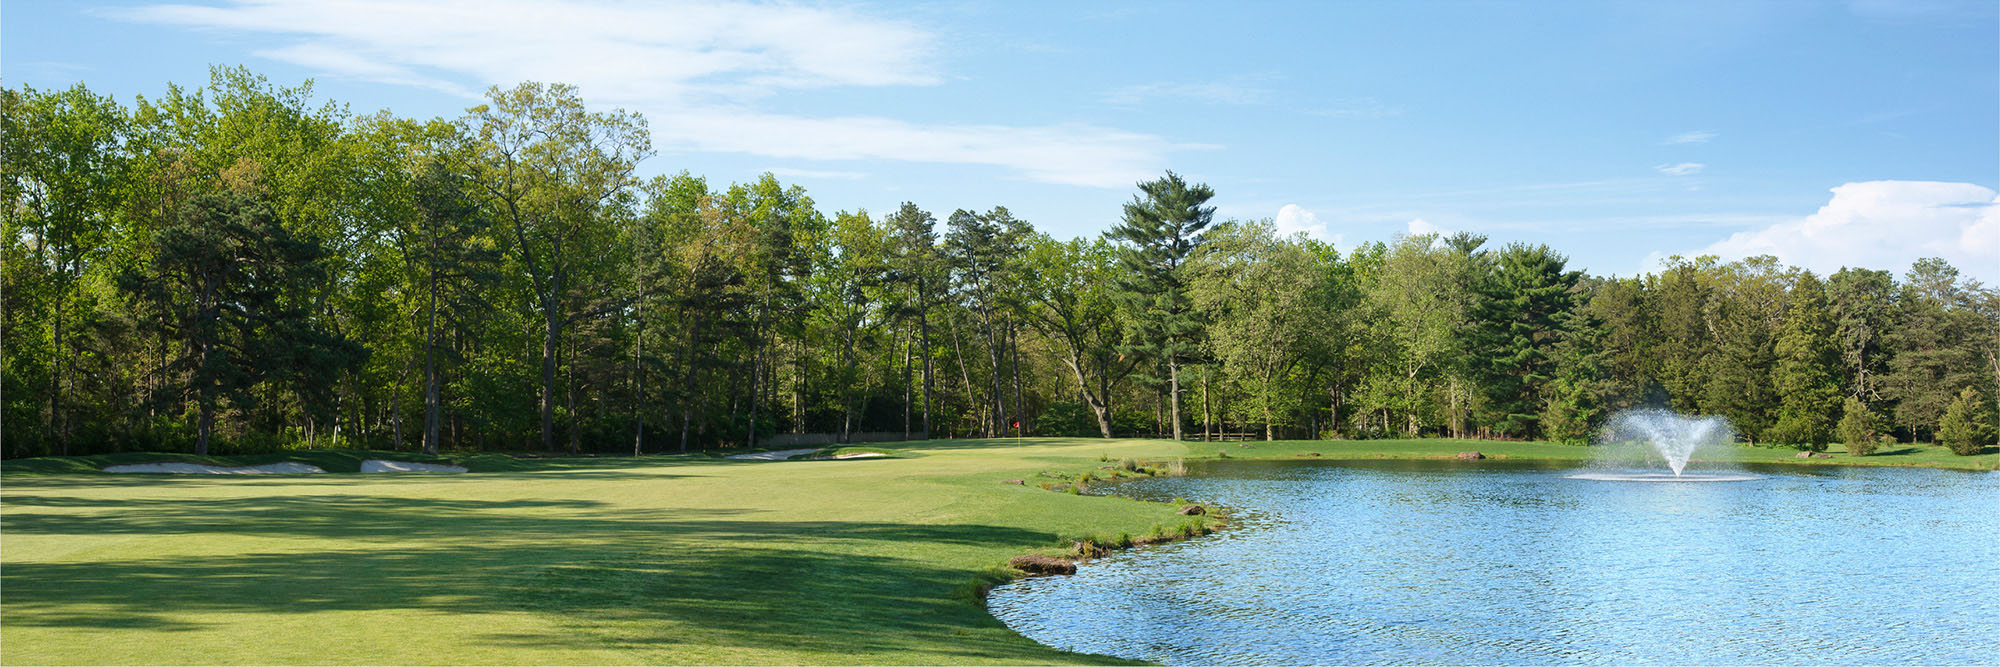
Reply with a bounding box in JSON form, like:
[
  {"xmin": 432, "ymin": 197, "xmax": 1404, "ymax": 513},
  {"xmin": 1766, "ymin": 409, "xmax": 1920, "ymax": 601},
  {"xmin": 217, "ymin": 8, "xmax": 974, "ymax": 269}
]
[
  {"xmin": 361, "ymin": 459, "xmax": 468, "ymax": 473},
  {"xmin": 832, "ymin": 452, "xmax": 888, "ymax": 459},
  {"xmin": 103, "ymin": 462, "xmax": 326, "ymax": 474},
  {"xmin": 726, "ymin": 448, "xmax": 818, "ymax": 461}
]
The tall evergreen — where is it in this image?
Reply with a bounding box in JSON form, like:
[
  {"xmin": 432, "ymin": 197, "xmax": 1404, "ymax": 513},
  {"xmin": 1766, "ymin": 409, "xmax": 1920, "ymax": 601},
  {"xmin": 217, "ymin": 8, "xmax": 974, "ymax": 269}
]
[
  {"xmin": 1769, "ymin": 272, "xmax": 1842, "ymax": 450},
  {"xmin": 1469, "ymin": 243, "xmax": 1580, "ymax": 437},
  {"xmin": 1108, "ymin": 171, "xmax": 1215, "ymax": 441}
]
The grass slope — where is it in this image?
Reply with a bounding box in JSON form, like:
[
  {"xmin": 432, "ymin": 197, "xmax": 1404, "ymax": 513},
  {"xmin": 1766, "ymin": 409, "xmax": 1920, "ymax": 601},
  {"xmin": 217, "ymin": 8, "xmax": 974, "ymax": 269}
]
[{"xmin": 2, "ymin": 436, "xmax": 1990, "ymax": 665}]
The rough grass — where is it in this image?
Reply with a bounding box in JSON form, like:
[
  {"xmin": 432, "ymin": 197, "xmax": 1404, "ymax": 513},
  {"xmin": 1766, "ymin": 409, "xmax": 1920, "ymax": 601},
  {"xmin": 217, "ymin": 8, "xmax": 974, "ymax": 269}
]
[{"xmin": 3, "ymin": 435, "xmax": 1990, "ymax": 665}]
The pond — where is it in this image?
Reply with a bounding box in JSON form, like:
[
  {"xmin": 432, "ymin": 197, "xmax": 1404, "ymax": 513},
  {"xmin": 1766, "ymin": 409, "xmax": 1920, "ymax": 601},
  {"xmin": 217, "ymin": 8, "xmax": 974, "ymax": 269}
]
[{"xmin": 986, "ymin": 460, "xmax": 2000, "ymax": 665}]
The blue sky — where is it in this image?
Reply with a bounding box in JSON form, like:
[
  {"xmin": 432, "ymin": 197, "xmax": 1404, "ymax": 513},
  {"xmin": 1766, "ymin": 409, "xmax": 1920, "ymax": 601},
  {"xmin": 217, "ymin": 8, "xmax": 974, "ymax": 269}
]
[{"xmin": 7, "ymin": 0, "xmax": 1996, "ymax": 280}]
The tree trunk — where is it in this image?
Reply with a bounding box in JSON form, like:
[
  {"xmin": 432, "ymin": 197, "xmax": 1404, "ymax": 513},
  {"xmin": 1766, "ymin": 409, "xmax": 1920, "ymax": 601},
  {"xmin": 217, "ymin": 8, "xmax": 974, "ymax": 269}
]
[
  {"xmin": 949, "ymin": 313, "xmax": 981, "ymax": 436},
  {"xmin": 745, "ymin": 314, "xmax": 764, "ymax": 449},
  {"xmin": 422, "ymin": 257, "xmax": 442, "ymax": 455},
  {"xmin": 919, "ymin": 281, "xmax": 935, "ymax": 439},
  {"xmin": 1011, "ymin": 323, "xmax": 1024, "ymax": 436},
  {"xmin": 541, "ymin": 301, "xmax": 560, "ymax": 452},
  {"xmin": 902, "ymin": 326, "xmax": 913, "ymax": 440},
  {"xmin": 1168, "ymin": 356, "xmax": 1184, "ymax": 441},
  {"xmin": 633, "ymin": 298, "xmax": 646, "ymax": 457},
  {"xmin": 566, "ymin": 335, "xmax": 580, "ymax": 455},
  {"xmin": 1202, "ymin": 368, "xmax": 1212, "ymax": 442}
]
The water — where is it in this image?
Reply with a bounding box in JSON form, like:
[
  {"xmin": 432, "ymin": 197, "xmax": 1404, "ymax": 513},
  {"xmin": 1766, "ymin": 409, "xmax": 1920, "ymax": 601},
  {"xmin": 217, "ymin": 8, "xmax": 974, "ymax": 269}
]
[
  {"xmin": 1598, "ymin": 408, "xmax": 1736, "ymax": 477},
  {"xmin": 986, "ymin": 460, "xmax": 2000, "ymax": 665}
]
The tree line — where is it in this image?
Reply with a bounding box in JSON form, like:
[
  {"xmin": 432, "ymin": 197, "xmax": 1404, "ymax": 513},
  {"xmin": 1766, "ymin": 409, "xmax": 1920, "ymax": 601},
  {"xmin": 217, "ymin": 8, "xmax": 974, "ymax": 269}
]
[{"xmin": 5, "ymin": 68, "xmax": 1996, "ymax": 459}]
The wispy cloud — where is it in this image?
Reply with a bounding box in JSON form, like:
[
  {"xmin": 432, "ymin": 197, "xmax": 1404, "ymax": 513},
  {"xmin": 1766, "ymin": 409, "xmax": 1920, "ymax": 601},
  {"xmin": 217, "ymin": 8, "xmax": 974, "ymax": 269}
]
[
  {"xmin": 1662, "ymin": 130, "xmax": 1717, "ymax": 144},
  {"xmin": 1301, "ymin": 97, "xmax": 1401, "ymax": 119},
  {"xmin": 1655, "ymin": 162, "xmax": 1705, "ymax": 176},
  {"xmin": 1101, "ymin": 76, "xmax": 1275, "ymax": 107},
  {"xmin": 766, "ymin": 167, "xmax": 867, "ymax": 181},
  {"xmin": 107, "ymin": 0, "xmax": 1188, "ymax": 188}
]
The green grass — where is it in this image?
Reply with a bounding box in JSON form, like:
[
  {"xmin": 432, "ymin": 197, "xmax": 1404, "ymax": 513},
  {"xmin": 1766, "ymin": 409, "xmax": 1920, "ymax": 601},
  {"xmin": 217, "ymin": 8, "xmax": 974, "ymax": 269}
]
[{"xmin": 2, "ymin": 435, "xmax": 1991, "ymax": 665}]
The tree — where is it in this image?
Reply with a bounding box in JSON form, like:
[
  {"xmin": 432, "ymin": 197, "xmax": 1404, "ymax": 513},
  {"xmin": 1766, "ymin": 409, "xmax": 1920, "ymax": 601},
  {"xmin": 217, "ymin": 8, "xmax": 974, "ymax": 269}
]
[
  {"xmin": 464, "ymin": 82, "xmax": 650, "ymax": 451},
  {"xmin": 119, "ymin": 193, "xmax": 358, "ymax": 454},
  {"xmin": 1018, "ymin": 235, "xmax": 1133, "ymax": 438},
  {"xmin": 0, "ymin": 83, "xmax": 130, "ymax": 455},
  {"xmin": 1836, "ymin": 397, "xmax": 1882, "ymax": 456},
  {"xmin": 944, "ymin": 207, "xmax": 1030, "ymax": 436},
  {"xmin": 1189, "ymin": 221, "xmax": 1326, "ymax": 440},
  {"xmin": 1826, "ymin": 268, "xmax": 1896, "ymax": 401},
  {"xmin": 1881, "ymin": 259, "xmax": 1985, "ymax": 441},
  {"xmin": 883, "ymin": 203, "xmax": 942, "ymax": 439},
  {"xmin": 1468, "ymin": 243, "xmax": 1580, "ymax": 438},
  {"xmin": 1354, "ymin": 234, "xmax": 1478, "ymax": 437},
  {"xmin": 1768, "ymin": 272, "xmax": 1842, "ymax": 450},
  {"xmin": 1938, "ymin": 387, "xmax": 1994, "ymax": 456},
  {"xmin": 1540, "ymin": 291, "xmax": 1612, "ymax": 445},
  {"xmin": 1701, "ymin": 257, "xmax": 1787, "ymax": 443},
  {"xmin": 1109, "ymin": 171, "xmax": 1215, "ymax": 441}
]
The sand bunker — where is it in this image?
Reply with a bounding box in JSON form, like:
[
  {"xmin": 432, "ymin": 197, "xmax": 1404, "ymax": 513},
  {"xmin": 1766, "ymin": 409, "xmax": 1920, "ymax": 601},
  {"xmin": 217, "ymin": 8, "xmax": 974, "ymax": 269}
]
[
  {"xmin": 832, "ymin": 452, "xmax": 887, "ymax": 459},
  {"xmin": 361, "ymin": 459, "xmax": 467, "ymax": 473},
  {"xmin": 103, "ymin": 462, "xmax": 326, "ymax": 475},
  {"xmin": 726, "ymin": 448, "xmax": 817, "ymax": 461}
]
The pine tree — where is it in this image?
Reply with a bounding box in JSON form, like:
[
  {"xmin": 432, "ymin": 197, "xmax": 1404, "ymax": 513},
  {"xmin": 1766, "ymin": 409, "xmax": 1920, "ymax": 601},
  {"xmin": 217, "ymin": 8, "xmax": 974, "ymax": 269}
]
[
  {"xmin": 1469, "ymin": 243, "xmax": 1579, "ymax": 437},
  {"xmin": 1836, "ymin": 396, "xmax": 1881, "ymax": 456},
  {"xmin": 1109, "ymin": 172, "xmax": 1215, "ymax": 441},
  {"xmin": 1769, "ymin": 273, "xmax": 1843, "ymax": 450},
  {"xmin": 1539, "ymin": 290, "xmax": 1610, "ymax": 445},
  {"xmin": 1938, "ymin": 387, "xmax": 1994, "ymax": 456}
]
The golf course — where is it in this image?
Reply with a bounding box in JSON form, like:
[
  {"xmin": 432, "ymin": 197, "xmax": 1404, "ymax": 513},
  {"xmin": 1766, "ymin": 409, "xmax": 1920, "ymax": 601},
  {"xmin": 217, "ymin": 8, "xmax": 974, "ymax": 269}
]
[{"xmin": 3, "ymin": 437, "xmax": 1989, "ymax": 665}]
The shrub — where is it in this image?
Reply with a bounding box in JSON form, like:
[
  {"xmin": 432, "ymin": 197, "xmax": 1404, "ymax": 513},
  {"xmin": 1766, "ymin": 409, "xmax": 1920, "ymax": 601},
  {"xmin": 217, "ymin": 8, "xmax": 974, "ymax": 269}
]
[
  {"xmin": 1118, "ymin": 457, "xmax": 1138, "ymax": 472},
  {"xmin": 1164, "ymin": 458, "xmax": 1188, "ymax": 477},
  {"xmin": 1837, "ymin": 397, "xmax": 1881, "ymax": 456},
  {"xmin": 1939, "ymin": 387, "xmax": 1995, "ymax": 456}
]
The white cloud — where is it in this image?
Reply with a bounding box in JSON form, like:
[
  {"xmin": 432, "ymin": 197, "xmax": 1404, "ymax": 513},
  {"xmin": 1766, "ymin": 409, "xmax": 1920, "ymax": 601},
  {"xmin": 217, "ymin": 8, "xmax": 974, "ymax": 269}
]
[
  {"xmin": 110, "ymin": 0, "xmax": 1187, "ymax": 187},
  {"xmin": 1273, "ymin": 204, "xmax": 1339, "ymax": 245},
  {"xmin": 1685, "ymin": 180, "xmax": 1999, "ymax": 282},
  {"xmin": 1655, "ymin": 162, "xmax": 1705, "ymax": 176},
  {"xmin": 1406, "ymin": 218, "xmax": 1446, "ymax": 236},
  {"xmin": 1663, "ymin": 130, "xmax": 1717, "ymax": 144}
]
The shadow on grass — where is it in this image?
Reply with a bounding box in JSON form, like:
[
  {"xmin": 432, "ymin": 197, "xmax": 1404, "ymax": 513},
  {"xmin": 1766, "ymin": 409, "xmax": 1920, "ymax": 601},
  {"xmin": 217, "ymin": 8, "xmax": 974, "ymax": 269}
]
[{"xmin": 0, "ymin": 488, "xmax": 1126, "ymax": 663}]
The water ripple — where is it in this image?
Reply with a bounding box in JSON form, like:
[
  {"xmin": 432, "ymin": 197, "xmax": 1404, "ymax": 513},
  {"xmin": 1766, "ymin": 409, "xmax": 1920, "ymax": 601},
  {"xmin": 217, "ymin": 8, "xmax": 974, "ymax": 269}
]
[{"xmin": 986, "ymin": 460, "xmax": 2000, "ymax": 666}]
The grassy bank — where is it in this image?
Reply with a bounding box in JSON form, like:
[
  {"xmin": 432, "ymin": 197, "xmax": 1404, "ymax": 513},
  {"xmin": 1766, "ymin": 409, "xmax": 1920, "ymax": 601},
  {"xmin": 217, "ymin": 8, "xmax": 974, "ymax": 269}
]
[{"xmin": 3, "ymin": 436, "xmax": 1991, "ymax": 665}]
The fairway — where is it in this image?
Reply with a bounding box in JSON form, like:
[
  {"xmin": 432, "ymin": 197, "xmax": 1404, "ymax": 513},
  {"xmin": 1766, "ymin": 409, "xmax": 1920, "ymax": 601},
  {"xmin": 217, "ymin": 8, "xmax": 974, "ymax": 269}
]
[
  {"xmin": 2, "ymin": 438, "xmax": 1200, "ymax": 665},
  {"xmin": 3, "ymin": 437, "xmax": 1991, "ymax": 665}
]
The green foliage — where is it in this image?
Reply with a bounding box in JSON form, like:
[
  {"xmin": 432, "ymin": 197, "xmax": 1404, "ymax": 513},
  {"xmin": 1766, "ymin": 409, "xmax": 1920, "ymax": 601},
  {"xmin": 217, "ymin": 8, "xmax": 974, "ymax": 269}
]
[
  {"xmin": 1837, "ymin": 397, "xmax": 1883, "ymax": 456},
  {"xmin": 1768, "ymin": 273, "xmax": 1843, "ymax": 450},
  {"xmin": 1109, "ymin": 171, "xmax": 1216, "ymax": 440},
  {"xmin": 1939, "ymin": 387, "xmax": 1995, "ymax": 456},
  {"xmin": 1469, "ymin": 243, "xmax": 1581, "ymax": 438},
  {"xmin": 5, "ymin": 68, "xmax": 1998, "ymax": 461}
]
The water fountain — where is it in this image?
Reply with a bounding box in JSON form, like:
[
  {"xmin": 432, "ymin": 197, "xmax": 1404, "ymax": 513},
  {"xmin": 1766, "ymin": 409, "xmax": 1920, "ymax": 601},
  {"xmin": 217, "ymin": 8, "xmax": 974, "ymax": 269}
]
[{"xmin": 1568, "ymin": 408, "xmax": 1762, "ymax": 482}]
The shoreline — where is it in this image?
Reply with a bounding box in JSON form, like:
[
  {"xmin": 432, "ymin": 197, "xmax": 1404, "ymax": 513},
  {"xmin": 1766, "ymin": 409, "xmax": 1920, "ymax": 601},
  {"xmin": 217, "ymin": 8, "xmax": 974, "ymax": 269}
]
[{"xmin": 2, "ymin": 438, "xmax": 1992, "ymax": 665}]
